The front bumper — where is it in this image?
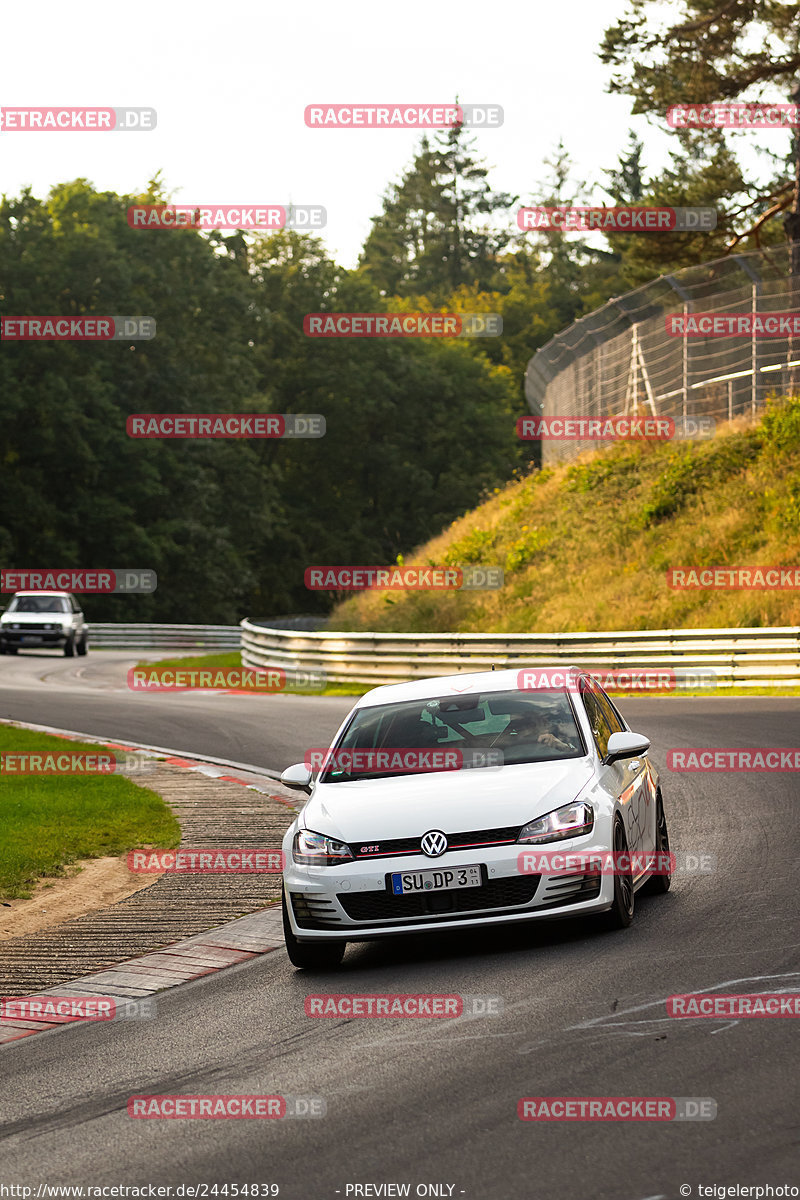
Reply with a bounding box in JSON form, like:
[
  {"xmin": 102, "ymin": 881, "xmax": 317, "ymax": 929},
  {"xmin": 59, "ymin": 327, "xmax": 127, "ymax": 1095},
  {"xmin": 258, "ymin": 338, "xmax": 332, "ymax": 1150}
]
[
  {"xmin": 0, "ymin": 627, "xmax": 69, "ymax": 648},
  {"xmin": 283, "ymin": 841, "xmax": 615, "ymax": 942}
]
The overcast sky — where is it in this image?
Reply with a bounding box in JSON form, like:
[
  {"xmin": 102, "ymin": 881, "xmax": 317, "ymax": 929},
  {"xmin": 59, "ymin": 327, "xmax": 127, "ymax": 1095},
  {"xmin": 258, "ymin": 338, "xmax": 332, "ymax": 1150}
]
[{"xmin": 0, "ymin": 0, "xmax": 784, "ymax": 267}]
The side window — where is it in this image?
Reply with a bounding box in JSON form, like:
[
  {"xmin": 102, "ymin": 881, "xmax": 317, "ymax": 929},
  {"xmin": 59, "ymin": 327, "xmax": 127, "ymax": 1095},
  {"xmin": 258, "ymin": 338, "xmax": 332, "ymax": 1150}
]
[
  {"xmin": 70, "ymin": 596, "xmax": 81, "ymax": 613},
  {"xmin": 581, "ymin": 683, "xmax": 613, "ymax": 759},
  {"xmin": 594, "ymin": 686, "xmax": 625, "ymax": 735}
]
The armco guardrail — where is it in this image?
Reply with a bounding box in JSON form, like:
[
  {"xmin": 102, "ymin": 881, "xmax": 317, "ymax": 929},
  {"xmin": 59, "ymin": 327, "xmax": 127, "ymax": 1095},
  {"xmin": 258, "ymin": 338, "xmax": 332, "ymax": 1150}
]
[
  {"xmin": 89, "ymin": 623, "xmax": 241, "ymax": 650},
  {"xmin": 240, "ymin": 621, "xmax": 800, "ymax": 689}
]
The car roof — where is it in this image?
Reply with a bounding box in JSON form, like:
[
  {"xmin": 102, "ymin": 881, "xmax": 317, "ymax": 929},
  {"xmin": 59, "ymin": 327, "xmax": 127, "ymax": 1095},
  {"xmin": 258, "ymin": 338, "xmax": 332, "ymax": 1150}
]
[
  {"xmin": 356, "ymin": 665, "xmax": 588, "ymax": 708},
  {"xmin": 10, "ymin": 590, "xmax": 74, "ymax": 598}
]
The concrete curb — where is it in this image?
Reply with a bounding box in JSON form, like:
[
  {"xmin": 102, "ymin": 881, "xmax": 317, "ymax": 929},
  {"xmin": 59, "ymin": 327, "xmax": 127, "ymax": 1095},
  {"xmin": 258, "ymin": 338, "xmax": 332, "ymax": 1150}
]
[
  {"xmin": 0, "ymin": 906, "xmax": 286, "ymax": 1044},
  {"xmin": 0, "ymin": 722, "xmax": 293, "ymax": 1044}
]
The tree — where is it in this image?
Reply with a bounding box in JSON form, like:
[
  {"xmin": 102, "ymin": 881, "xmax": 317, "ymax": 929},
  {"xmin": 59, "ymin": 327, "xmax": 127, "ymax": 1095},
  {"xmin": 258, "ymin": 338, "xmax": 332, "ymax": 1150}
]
[
  {"xmin": 0, "ymin": 180, "xmax": 284, "ymax": 623},
  {"xmin": 359, "ymin": 122, "xmax": 517, "ymax": 303},
  {"xmin": 0, "ymin": 182, "xmax": 528, "ymax": 622},
  {"xmin": 514, "ymin": 140, "xmax": 622, "ymax": 324},
  {"xmin": 600, "ymin": 0, "xmax": 800, "ymax": 260},
  {"xmin": 600, "ymin": 135, "xmax": 751, "ymax": 287},
  {"xmin": 603, "ymin": 131, "xmax": 646, "ymax": 204},
  {"xmin": 249, "ymin": 232, "xmax": 522, "ymax": 612}
]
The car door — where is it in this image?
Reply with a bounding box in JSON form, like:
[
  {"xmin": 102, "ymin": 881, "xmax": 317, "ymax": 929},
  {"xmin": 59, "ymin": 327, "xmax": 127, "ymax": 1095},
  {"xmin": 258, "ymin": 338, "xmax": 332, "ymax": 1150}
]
[
  {"xmin": 594, "ymin": 682, "xmax": 653, "ymax": 858},
  {"xmin": 580, "ymin": 679, "xmax": 646, "ymax": 858}
]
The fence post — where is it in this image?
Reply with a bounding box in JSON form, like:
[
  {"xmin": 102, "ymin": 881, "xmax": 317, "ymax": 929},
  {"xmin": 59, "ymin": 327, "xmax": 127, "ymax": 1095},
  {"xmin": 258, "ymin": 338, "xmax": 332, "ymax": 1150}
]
[
  {"xmin": 664, "ymin": 275, "xmax": 692, "ymax": 425},
  {"xmin": 733, "ymin": 255, "xmax": 763, "ymax": 420},
  {"xmin": 751, "ymin": 281, "xmax": 758, "ymax": 416}
]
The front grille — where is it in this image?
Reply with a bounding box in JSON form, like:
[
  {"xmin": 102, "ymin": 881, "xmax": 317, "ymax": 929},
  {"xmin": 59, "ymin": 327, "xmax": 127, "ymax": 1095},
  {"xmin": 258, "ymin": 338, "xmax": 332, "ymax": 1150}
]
[
  {"xmin": 338, "ymin": 875, "xmax": 541, "ymax": 924},
  {"xmin": 352, "ymin": 824, "xmax": 522, "ymax": 860},
  {"xmin": 4, "ymin": 623, "xmax": 53, "ymax": 632}
]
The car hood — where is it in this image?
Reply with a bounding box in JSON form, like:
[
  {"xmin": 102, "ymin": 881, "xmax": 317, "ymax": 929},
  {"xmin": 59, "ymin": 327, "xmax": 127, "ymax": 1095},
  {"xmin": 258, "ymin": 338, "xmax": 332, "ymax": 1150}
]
[{"xmin": 299, "ymin": 758, "xmax": 596, "ymax": 843}]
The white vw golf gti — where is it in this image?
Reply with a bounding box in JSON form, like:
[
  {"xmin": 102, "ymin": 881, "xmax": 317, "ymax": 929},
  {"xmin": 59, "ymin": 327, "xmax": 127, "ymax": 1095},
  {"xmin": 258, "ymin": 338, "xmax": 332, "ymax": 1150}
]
[{"xmin": 280, "ymin": 666, "xmax": 670, "ymax": 968}]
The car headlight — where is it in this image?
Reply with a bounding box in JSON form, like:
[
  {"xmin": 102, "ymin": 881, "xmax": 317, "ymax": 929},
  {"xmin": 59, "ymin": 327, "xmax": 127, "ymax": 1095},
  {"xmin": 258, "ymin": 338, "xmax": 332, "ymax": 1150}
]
[
  {"xmin": 517, "ymin": 802, "xmax": 593, "ymax": 844},
  {"xmin": 293, "ymin": 828, "xmax": 354, "ymax": 866}
]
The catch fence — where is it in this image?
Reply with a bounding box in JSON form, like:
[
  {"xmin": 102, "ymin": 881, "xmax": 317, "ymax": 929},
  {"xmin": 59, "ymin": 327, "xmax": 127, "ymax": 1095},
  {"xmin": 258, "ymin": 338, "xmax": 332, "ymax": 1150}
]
[{"xmin": 524, "ymin": 243, "xmax": 800, "ymax": 463}]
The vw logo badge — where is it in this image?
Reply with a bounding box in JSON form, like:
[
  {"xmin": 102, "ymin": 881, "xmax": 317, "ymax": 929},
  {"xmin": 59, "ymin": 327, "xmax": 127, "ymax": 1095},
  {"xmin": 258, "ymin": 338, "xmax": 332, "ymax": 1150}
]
[{"xmin": 421, "ymin": 830, "xmax": 448, "ymax": 858}]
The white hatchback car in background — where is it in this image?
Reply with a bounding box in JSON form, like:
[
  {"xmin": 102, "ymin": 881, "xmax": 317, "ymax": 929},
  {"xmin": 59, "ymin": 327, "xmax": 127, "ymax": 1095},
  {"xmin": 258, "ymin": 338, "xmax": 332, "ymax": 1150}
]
[
  {"xmin": 0, "ymin": 591, "xmax": 88, "ymax": 657},
  {"xmin": 280, "ymin": 666, "xmax": 670, "ymax": 968}
]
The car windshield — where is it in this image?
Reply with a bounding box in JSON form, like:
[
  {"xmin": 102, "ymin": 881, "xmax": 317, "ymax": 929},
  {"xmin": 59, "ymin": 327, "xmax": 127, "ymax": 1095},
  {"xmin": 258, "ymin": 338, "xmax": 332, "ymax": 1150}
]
[
  {"xmin": 319, "ymin": 688, "xmax": 586, "ymax": 782},
  {"xmin": 6, "ymin": 596, "xmax": 69, "ymax": 613}
]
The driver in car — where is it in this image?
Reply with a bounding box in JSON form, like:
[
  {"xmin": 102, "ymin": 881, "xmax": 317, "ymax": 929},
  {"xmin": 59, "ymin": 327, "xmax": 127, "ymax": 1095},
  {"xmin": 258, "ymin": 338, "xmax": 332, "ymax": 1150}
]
[{"xmin": 496, "ymin": 704, "xmax": 576, "ymax": 753}]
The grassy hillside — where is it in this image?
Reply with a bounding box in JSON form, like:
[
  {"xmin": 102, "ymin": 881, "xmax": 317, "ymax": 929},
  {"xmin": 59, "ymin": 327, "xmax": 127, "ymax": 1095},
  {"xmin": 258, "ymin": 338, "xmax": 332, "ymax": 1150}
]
[{"xmin": 332, "ymin": 395, "xmax": 800, "ymax": 633}]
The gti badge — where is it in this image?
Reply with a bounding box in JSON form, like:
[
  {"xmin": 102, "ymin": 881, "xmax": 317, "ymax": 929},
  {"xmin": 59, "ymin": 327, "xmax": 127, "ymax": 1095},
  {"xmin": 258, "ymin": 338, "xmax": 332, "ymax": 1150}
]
[{"xmin": 421, "ymin": 830, "xmax": 448, "ymax": 858}]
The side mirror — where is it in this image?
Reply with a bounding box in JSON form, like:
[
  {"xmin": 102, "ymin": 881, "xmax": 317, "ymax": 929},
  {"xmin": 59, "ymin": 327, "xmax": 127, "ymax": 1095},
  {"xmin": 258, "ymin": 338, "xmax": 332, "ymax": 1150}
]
[
  {"xmin": 280, "ymin": 763, "xmax": 313, "ymax": 793},
  {"xmin": 605, "ymin": 731, "xmax": 650, "ymax": 765}
]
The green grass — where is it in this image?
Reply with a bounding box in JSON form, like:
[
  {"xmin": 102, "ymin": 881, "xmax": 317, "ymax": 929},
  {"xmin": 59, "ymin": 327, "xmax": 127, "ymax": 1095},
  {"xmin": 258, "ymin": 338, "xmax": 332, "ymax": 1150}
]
[
  {"xmin": 0, "ymin": 724, "xmax": 180, "ymax": 899},
  {"xmin": 136, "ymin": 651, "xmax": 240, "ymax": 674},
  {"xmin": 133, "ymin": 651, "xmax": 365, "ymax": 696}
]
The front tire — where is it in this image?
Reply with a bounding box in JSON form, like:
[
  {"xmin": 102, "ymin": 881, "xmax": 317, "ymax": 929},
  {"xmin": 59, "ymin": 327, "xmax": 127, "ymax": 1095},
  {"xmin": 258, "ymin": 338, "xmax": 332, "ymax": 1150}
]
[
  {"xmin": 77, "ymin": 635, "xmax": 88, "ymax": 657},
  {"xmin": 282, "ymin": 888, "xmax": 346, "ymax": 969},
  {"xmin": 63, "ymin": 635, "xmax": 76, "ymax": 658},
  {"xmin": 600, "ymin": 817, "xmax": 635, "ymax": 930}
]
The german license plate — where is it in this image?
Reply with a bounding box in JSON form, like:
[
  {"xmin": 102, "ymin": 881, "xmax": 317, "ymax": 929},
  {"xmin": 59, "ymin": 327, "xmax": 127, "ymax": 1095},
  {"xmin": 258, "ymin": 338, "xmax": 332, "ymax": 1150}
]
[
  {"xmin": 391, "ymin": 865, "xmax": 482, "ymax": 895},
  {"xmin": 20, "ymin": 636, "xmax": 42, "ymax": 645}
]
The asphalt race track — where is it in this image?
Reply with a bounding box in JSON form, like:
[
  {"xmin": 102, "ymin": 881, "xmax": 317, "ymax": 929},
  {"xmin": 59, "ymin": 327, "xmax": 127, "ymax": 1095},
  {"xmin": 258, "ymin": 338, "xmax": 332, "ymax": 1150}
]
[
  {"xmin": 1, "ymin": 650, "xmax": 798, "ymax": 1199},
  {"xmin": 0, "ymin": 651, "xmax": 353, "ymax": 771}
]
